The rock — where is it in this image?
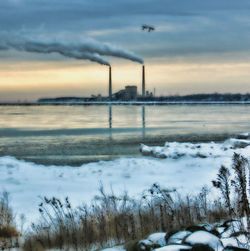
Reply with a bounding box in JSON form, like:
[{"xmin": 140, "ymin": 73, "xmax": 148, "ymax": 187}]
[
  {"xmin": 221, "ymin": 234, "xmax": 249, "ymax": 249},
  {"xmin": 154, "ymin": 244, "xmax": 192, "ymax": 251},
  {"xmin": 186, "ymin": 225, "xmax": 208, "ymax": 233},
  {"xmin": 183, "ymin": 231, "xmax": 224, "ymax": 251},
  {"xmin": 191, "ymin": 244, "xmax": 215, "ymax": 251},
  {"xmin": 125, "ymin": 239, "xmax": 159, "ymax": 251},
  {"xmin": 195, "ymin": 153, "xmax": 207, "ymax": 158},
  {"xmin": 140, "ymin": 144, "xmax": 152, "ymax": 156},
  {"xmin": 147, "ymin": 232, "xmax": 167, "ymax": 247},
  {"xmin": 138, "ymin": 239, "xmax": 161, "ymax": 251},
  {"xmin": 220, "ymin": 220, "xmax": 243, "ymax": 238},
  {"xmin": 101, "ymin": 246, "xmax": 125, "ymax": 251},
  {"xmin": 236, "ymin": 133, "xmax": 250, "ymax": 140},
  {"xmin": 223, "ymin": 246, "xmax": 249, "ymax": 251},
  {"xmin": 195, "ymin": 223, "xmax": 220, "ymax": 237},
  {"xmin": 167, "ymin": 231, "xmax": 192, "ymax": 245},
  {"xmin": 224, "ymin": 139, "xmax": 250, "ymax": 149}
]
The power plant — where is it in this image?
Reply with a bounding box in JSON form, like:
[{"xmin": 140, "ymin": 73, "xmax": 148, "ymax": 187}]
[
  {"xmin": 109, "ymin": 66, "xmax": 112, "ymax": 101},
  {"xmin": 142, "ymin": 65, "xmax": 145, "ymax": 97},
  {"xmin": 108, "ymin": 64, "xmax": 146, "ymax": 101}
]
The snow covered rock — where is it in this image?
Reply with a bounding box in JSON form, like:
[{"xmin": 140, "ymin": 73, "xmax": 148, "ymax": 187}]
[
  {"xmin": 224, "ymin": 138, "xmax": 250, "ymax": 149},
  {"xmin": 236, "ymin": 133, "xmax": 250, "ymax": 140},
  {"xmin": 190, "ymin": 244, "xmax": 215, "ymax": 251},
  {"xmin": 140, "ymin": 138, "xmax": 250, "ymax": 160},
  {"xmin": 219, "ymin": 220, "xmax": 243, "ymax": 238},
  {"xmin": 185, "ymin": 224, "xmax": 219, "ymax": 237},
  {"xmin": 140, "ymin": 144, "xmax": 153, "ymax": 156},
  {"xmin": 183, "ymin": 231, "xmax": 224, "ymax": 251},
  {"xmin": 221, "ymin": 234, "xmax": 249, "ymax": 250},
  {"xmin": 137, "ymin": 239, "xmax": 162, "ymax": 251},
  {"xmin": 147, "ymin": 232, "xmax": 167, "ymax": 247},
  {"xmin": 223, "ymin": 246, "xmax": 249, "ymax": 251},
  {"xmin": 101, "ymin": 246, "xmax": 125, "ymax": 251},
  {"xmin": 167, "ymin": 231, "xmax": 192, "ymax": 244},
  {"xmin": 154, "ymin": 244, "xmax": 192, "ymax": 251}
]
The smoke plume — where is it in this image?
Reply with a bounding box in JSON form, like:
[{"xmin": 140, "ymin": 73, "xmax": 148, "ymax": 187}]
[{"xmin": 1, "ymin": 36, "xmax": 143, "ymax": 65}]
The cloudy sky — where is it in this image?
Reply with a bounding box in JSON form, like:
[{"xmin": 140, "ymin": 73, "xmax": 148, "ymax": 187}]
[{"xmin": 1, "ymin": 0, "xmax": 250, "ymax": 101}]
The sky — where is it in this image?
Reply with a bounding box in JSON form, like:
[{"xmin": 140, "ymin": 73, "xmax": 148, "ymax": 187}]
[{"xmin": 1, "ymin": 0, "xmax": 250, "ymax": 101}]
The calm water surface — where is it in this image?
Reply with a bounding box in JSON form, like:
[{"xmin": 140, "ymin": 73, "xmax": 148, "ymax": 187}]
[{"xmin": 0, "ymin": 105, "xmax": 249, "ymax": 165}]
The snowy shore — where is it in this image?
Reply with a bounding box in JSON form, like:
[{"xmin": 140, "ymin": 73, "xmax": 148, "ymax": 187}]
[{"xmin": 0, "ymin": 135, "xmax": 250, "ymax": 226}]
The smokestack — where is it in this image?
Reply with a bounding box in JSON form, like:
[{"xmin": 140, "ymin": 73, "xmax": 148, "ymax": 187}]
[
  {"xmin": 142, "ymin": 65, "xmax": 145, "ymax": 97},
  {"xmin": 109, "ymin": 66, "xmax": 112, "ymax": 101}
]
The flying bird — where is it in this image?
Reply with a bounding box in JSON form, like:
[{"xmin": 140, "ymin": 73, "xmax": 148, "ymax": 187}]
[{"xmin": 142, "ymin": 24, "xmax": 155, "ymax": 32}]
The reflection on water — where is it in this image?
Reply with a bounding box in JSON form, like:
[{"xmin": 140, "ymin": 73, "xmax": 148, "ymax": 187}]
[
  {"xmin": 142, "ymin": 106, "xmax": 145, "ymax": 139},
  {"xmin": 1, "ymin": 104, "xmax": 250, "ymax": 165},
  {"xmin": 109, "ymin": 105, "xmax": 112, "ymax": 139},
  {"xmin": 0, "ymin": 105, "xmax": 250, "ymax": 140},
  {"xmin": 108, "ymin": 105, "xmax": 146, "ymax": 140}
]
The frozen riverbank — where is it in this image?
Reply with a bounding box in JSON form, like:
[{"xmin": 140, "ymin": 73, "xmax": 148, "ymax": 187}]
[{"xmin": 0, "ymin": 136, "xmax": 250, "ymax": 226}]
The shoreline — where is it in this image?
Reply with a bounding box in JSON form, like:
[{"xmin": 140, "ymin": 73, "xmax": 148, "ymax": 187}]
[
  {"xmin": 0, "ymin": 132, "xmax": 241, "ymax": 166},
  {"xmin": 0, "ymin": 101, "xmax": 250, "ymax": 106}
]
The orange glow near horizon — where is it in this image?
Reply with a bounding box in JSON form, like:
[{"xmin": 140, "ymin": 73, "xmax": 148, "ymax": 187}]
[{"xmin": 0, "ymin": 59, "xmax": 250, "ymax": 101}]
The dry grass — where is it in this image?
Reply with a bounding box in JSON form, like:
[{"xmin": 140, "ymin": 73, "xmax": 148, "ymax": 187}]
[
  {"xmin": 22, "ymin": 154, "xmax": 249, "ymax": 251},
  {"xmin": 0, "ymin": 191, "xmax": 18, "ymax": 238},
  {"xmin": 22, "ymin": 185, "xmax": 229, "ymax": 251},
  {"xmin": 0, "ymin": 191, "xmax": 19, "ymax": 250}
]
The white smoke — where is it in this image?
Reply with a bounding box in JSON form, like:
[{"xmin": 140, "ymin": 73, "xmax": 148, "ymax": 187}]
[
  {"xmin": 75, "ymin": 40, "xmax": 144, "ymax": 64},
  {"xmin": 0, "ymin": 36, "xmax": 144, "ymax": 65},
  {"xmin": 8, "ymin": 40, "xmax": 111, "ymax": 66}
]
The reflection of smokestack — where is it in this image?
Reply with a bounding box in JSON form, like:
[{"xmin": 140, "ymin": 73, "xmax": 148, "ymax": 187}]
[
  {"xmin": 109, "ymin": 66, "xmax": 112, "ymax": 101},
  {"xmin": 142, "ymin": 65, "xmax": 145, "ymax": 97}
]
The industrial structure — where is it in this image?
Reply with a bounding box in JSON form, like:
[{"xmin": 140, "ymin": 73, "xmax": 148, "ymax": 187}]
[
  {"xmin": 114, "ymin": 85, "xmax": 138, "ymax": 100},
  {"xmin": 142, "ymin": 65, "xmax": 145, "ymax": 97},
  {"xmin": 108, "ymin": 64, "xmax": 146, "ymax": 101},
  {"xmin": 109, "ymin": 66, "xmax": 112, "ymax": 101}
]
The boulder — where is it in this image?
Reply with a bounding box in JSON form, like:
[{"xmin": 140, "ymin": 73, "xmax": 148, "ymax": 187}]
[
  {"xmin": 221, "ymin": 234, "xmax": 249, "ymax": 249},
  {"xmin": 147, "ymin": 232, "xmax": 167, "ymax": 247},
  {"xmin": 154, "ymin": 244, "xmax": 192, "ymax": 251},
  {"xmin": 223, "ymin": 246, "xmax": 249, "ymax": 251},
  {"xmin": 183, "ymin": 231, "xmax": 224, "ymax": 251},
  {"xmin": 191, "ymin": 244, "xmax": 215, "ymax": 251},
  {"xmin": 167, "ymin": 231, "xmax": 192, "ymax": 245},
  {"xmin": 138, "ymin": 239, "xmax": 161, "ymax": 251}
]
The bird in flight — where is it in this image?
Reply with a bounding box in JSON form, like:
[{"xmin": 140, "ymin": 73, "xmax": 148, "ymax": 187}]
[{"xmin": 142, "ymin": 24, "xmax": 155, "ymax": 32}]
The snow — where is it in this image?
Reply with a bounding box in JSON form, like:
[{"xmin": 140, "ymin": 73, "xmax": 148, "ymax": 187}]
[
  {"xmin": 167, "ymin": 231, "xmax": 192, "ymax": 245},
  {"xmin": 140, "ymin": 138, "xmax": 250, "ymax": 159},
  {"xmin": 147, "ymin": 233, "xmax": 167, "ymax": 247},
  {"xmin": 0, "ymin": 137, "xmax": 249, "ymax": 227},
  {"xmin": 101, "ymin": 246, "xmax": 125, "ymax": 251},
  {"xmin": 221, "ymin": 235, "xmax": 249, "ymax": 249},
  {"xmin": 154, "ymin": 244, "xmax": 192, "ymax": 251},
  {"xmin": 220, "ymin": 220, "xmax": 243, "ymax": 238},
  {"xmin": 184, "ymin": 231, "xmax": 224, "ymax": 251}
]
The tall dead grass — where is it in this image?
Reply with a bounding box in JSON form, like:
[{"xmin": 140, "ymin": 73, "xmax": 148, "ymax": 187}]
[{"xmin": 22, "ymin": 154, "xmax": 249, "ymax": 251}]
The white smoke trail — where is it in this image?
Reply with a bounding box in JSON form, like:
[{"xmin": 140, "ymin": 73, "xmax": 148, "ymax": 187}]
[
  {"xmin": 76, "ymin": 40, "xmax": 144, "ymax": 64},
  {"xmin": 7, "ymin": 39, "xmax": 111, "ymax": 66},
  {"xmin": 1, "ymin": 36, "xmax": 143, "ymax": 65}
]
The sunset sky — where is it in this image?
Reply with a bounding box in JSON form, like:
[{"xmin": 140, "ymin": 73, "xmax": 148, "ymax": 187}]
[{"xmin": 1, "ymin": 0, "xmax": 250, "ymax": 101}]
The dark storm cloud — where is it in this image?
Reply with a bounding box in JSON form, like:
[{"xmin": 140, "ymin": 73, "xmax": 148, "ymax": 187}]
[{"xmin": 1, "ymin": 0, "xmax": 250, "ymax": 62}]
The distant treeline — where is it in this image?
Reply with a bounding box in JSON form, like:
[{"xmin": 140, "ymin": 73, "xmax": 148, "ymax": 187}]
[{"xmin": 38, "ymin": 93, "xmax": 250, "ymax": 103}]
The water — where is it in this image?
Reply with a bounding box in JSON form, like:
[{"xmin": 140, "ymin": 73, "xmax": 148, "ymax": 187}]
[{"xmin": 0, "ymin": 104, "xmax": 249, "ymax": 165}]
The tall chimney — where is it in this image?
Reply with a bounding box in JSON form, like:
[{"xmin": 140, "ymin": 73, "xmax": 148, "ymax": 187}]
[
  {"xmin": 142, "ymin": 65, "xmax": 145, "ymax": 97},
  {"xmin": 109, "ymin": 66, "xmax": 112, "ymax": 101}
]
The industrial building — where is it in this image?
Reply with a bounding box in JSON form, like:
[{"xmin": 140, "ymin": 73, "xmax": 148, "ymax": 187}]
[{"xmin": 114, "ymin": 85, "xmax": 138, "ymax": 100}]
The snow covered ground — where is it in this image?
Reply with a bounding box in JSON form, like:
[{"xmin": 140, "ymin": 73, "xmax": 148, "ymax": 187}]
[{"xmin": 0, "ymin": 135, "xmax": 250, "ymax": 227}]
